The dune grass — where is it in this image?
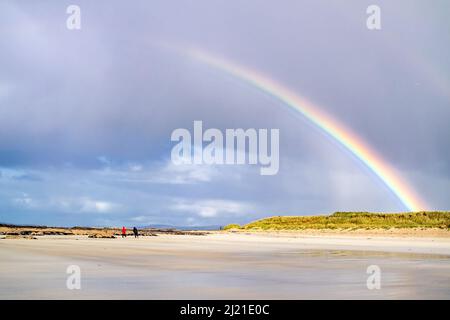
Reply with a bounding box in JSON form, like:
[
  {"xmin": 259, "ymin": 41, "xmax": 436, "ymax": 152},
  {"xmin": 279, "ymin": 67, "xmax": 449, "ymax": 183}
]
[{"xmin": 224, "ymin": 211, "xmax": 450, "ymax": 230}]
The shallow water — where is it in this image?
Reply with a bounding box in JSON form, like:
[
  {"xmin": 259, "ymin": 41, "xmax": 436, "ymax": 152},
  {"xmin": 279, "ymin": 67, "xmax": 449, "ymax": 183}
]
[{"xmin": 0, "ymin": 236, "xmax": 449, "ymax": 299}]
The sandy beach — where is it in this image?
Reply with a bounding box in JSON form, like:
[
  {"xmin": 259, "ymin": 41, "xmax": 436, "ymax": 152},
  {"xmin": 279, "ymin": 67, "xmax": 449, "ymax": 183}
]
[{"xmin": 1, "ymin": 232, "xmax": 449, "ymax": 299}]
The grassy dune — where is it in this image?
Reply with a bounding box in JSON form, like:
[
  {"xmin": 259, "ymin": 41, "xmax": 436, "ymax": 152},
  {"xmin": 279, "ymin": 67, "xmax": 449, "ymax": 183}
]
[{"xmin": 224, "ymin": 211, "xmax": 450, "ymax": 230}]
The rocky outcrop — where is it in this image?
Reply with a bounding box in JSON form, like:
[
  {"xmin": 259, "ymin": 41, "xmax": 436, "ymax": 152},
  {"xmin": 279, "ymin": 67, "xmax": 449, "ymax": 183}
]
[{"xmin": 88, "ymin": 234, "xmax": 116, "ymax": 239}]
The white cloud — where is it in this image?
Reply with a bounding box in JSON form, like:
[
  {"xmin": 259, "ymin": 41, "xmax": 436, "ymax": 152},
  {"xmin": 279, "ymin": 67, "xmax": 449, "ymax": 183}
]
[
  {"xmin": 128, "ymin": 163, "xmax": 143, "ymax": 172},
  {"xmin": 158, "ymin": 161, "xmax": 218, "ymax": 184},
  {"xmin": 128, "ymin": 215, "xmax": 161, "ymax": 226},
  {"xmin": 47, "ymin": 197, "xmax": 122, "ymax": 214},
  {"xmin": 97, "ymin": 156, "xmax": 112, "ymax": 167},
  {"xmin": 94, "ymin": 158, "xmax": 236, "ymax": 185},
  {"xmin": 12, "ymin": 193, "xmax": 34, "ymax": 208},
  {"xmin": 171, "ymin": 199, "xmax": 252, "ymax": 218},
  {"xmin": 80, "ymin": 199, "xmax": 117, "ymax": 213}
]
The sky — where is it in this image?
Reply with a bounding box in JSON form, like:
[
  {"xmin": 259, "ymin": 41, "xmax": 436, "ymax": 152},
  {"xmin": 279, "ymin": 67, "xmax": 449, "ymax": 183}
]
[{"xmin": 0, "ymin": 0, "xmax": 449, "ymax": 227}]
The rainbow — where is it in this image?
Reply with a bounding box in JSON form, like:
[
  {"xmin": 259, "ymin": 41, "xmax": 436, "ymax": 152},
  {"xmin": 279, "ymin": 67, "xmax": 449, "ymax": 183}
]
[{"xmin": 186, "ymin": 47, "xmax": 428, "ymax": 211}]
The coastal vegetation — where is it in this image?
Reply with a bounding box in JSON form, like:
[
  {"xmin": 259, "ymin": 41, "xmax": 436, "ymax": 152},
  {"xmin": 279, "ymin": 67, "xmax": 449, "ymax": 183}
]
[{"xmin": 224, "ymin": 211, "xmax": 450, "ymax": 230}]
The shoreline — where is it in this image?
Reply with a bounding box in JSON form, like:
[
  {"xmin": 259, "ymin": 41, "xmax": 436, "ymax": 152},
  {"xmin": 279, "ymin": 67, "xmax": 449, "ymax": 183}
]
[
  {"xmin": 2, "ymin": 231, "xmax": 450, "ymax": 255},
  {"xmin": 2, "ymin": 225, "xmax": 450, "ymax": 256},
  {"xmin": 221, "ymin": 227, "xmax": 450, "ymax": 238}
]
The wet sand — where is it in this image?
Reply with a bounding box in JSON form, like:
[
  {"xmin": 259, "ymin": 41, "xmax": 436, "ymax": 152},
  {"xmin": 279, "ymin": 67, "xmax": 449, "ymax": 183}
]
[{"xmin": 0, "ymin": 233, "xmax": 449, "ymax": 299}]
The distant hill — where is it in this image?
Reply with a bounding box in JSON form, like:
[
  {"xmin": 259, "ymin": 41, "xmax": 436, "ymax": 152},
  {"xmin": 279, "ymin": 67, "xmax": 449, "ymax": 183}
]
[{"xmin": 224, "ymin": 211, "xmax": 450, "ymax": 230}]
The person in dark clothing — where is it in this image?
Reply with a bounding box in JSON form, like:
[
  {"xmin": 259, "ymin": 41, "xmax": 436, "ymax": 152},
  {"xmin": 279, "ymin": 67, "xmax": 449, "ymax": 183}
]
[{"xmin": 133, "ymin": 227, "xmax": 139, "ymax": 238}]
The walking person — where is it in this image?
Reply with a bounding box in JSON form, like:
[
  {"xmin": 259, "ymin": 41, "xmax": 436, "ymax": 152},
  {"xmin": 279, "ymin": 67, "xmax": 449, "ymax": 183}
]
[
  {"xmin": 121, "ymin": 226, "xmax": 126, "ymax": 238},
  {"xmin": 133, "ymin": 227, "xmax": 139, "ymax": 238}
]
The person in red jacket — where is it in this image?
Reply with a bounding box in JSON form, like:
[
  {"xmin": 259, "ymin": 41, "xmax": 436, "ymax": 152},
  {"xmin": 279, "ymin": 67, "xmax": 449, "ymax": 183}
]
[{"xmin": 121, "ymin": 226, "xmax": 126, "ymax": 238}]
